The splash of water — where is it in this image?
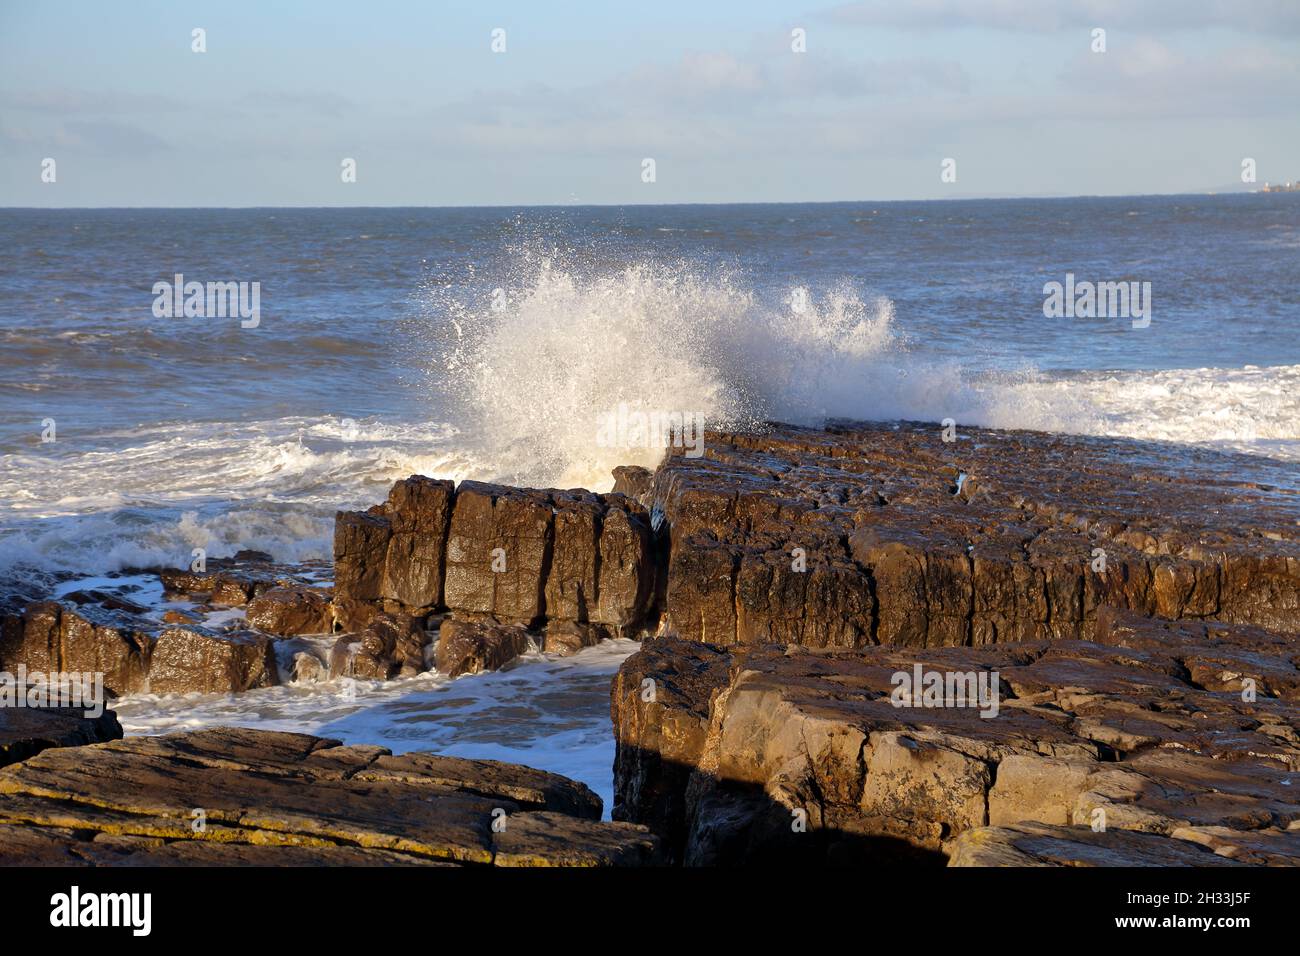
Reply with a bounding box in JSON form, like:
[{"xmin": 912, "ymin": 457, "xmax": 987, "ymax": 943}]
[{"xmin": 421, "ymin": 249, "xmax": 905, "ymax": 489}]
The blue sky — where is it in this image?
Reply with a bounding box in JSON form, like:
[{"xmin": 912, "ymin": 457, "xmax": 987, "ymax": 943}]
[{"xmin": 1, "ymin": 0, "xmax": 1297, "ymax": 205}]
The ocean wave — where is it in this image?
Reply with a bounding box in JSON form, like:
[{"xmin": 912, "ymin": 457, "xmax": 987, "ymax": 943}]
[
  {"xmin": 417, "ymin": 249, "xmax": 1300, "ymax": 487},
  {"xmin": 0, "ymin": 416, "xmax": 479, "ymax": 579}
]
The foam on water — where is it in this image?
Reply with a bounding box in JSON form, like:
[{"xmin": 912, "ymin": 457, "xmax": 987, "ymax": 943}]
[
  {"xmin": 0, "ymin": 416, "xmax": 479, "ymax": 580},
  {"xmin": 980, "ymin": 364, "xmax": 1300, "ymax": 460}
]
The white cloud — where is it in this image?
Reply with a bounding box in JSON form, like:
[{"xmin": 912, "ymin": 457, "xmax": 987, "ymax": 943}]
[{"xmin": 821, "ymin": 0, "xmax": 1300, "ymax": 34}]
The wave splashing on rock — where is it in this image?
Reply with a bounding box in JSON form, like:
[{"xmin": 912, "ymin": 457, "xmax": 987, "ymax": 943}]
[{"xmin": 420, "ymin": 247, "xmax": 901, "ymax": 490}]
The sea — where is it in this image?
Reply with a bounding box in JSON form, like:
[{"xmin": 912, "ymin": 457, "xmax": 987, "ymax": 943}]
[{"xmin": 2, "ymin": 195, "xmax": 1298, "ymax": 810}]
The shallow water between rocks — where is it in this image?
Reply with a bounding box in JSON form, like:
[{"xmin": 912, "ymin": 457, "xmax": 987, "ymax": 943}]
[{"xmin": 113, "ymin": 639, "xmax": 639, "ymax": 819}]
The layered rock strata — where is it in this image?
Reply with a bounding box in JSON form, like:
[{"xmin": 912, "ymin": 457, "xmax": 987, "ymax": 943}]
[
  {"xmin": 603, "ymin": 422, "xmax": 1298, "ymax": 865},
  {"xmin": 644, "ymin": 422, "xmax": 1299, "ymax": 647},
  {"xmin": 611, "ymin": 609, "xmax": 1300, "ymax": 866},
  {"xmin": 9, "ymin": 421, "xmax": 1295, "ymax": 697},
  {"xmin": 0, "ymin": 727, "xmax": 660, "ymax": 866}
]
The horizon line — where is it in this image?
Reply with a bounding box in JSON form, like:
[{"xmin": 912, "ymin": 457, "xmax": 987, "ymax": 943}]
[{"xmin": 0, "ymin": 188, "xmax": 1280, "ymax": 211}]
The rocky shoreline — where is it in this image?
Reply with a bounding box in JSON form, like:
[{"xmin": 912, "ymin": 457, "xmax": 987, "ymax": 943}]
[{"xmin": 1, "ymin": 419, "xmax": 1297, "ymax": 866}]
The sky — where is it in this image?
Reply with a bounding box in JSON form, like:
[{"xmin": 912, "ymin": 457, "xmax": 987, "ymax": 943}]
[{"xmin": 1, "ymin": 0, "xmax": 1297, "ymax": 206}]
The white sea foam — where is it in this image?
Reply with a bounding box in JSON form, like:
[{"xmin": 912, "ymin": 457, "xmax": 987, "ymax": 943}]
[
  {"xmin": 0, "ymin": 416, "xmax": 479, "ymax": 579},
  {"xmin": 978, "ymin": 364, "xmax": 1300, "ymax": 460},
  {"xmin": 424, "ymin": 254, "xmax": 906, "ymax": 488}
]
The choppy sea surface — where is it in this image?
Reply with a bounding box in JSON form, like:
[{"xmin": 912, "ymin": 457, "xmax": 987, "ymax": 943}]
[{"xmin": 2, "ymin": 196, "xmax": 1298, "ymax": 804}]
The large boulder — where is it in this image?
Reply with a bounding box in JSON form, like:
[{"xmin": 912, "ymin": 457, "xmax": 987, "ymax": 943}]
[
  {"xmin": 329, "ymin": 612, "xmax": 430, "ymax": 680},
  {"xmin": 435, "ymin": 617, "xmax": 532, "ymax": 678},
  {"xmin": 147, "ymin": 627, "xmax": 278, "ymax": 695},
  {"xmin": 246, "ymin": 585, "xmax": 333, "ymax": 636}
]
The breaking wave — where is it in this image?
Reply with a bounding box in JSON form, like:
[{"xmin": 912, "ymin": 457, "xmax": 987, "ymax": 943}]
[{"xmin": 419, "ymin": 249, "xmax": 1300, "ymax": 488}]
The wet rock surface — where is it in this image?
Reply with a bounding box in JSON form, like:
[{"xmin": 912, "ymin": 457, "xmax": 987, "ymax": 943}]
[
  {"xmin": 245, "ymin": 585, "xmax": 333, "ymax": 637},
  {"xmin": 0, "ymin": 597, "xmax": 281, "ymax": 696},
  {"xmin": 0, "ymin": 728, "xmax": 660, "ymax": 866},
  {"xmin": 329, "ymin": 611, "xmax": 430, "ymax": 680},
  {"xmin": 435, "ymin": 617, "xmax": 532, "ymax": 678}
]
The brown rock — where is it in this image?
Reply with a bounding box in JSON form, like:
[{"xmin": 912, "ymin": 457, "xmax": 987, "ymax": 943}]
[
  {"xmin": 0, "ymin": 706, "xmax": 123, "ymax": 768},
  {"xmin": 610, "ymin": 638, "xmax": 734, "ymax": 862},
  {"xmin": 0, "ymin": 728, "xmax": 658, "ymax": 866},
  {"xmin": 542, "ymin": 620, "xmax": 607, "ymax": 657},
  {"xmin": 435, "ymin": 617, "xmax": 532, "ymax": 677},
  {"xmin": 330, "ymin": 612, "xmax": 430, "ymax": 680},
  {"xmin": 380, "ymin": 476, "xmax": 454, "ymax": 611},
  {"xmin": 330, "ymin": 596, "xmax": 381, "ymax": 633},
  {"xmin": 333, "ymin": 510, "xmax": 392, "ymax": 604},
  {"xmin": 593, "ymin": 499, "xmax": 656, "ymax": 631},
  {"xmin": 147, "ymin": 627, "xmax": 278, "ymax": 695},
  {"xmin": 443, "ymin": 482, "xmax": 552, "ymax": 623},
  {"xmin": 611, "ymin": 464, "xmax": 654, "ymax": 499},
  {"xmin": 492, "ymin": 811, "xmax": 661, "ymax": 867},
  {"xmin": 946, "ymin": 822, "xmax": 1246, "ymax": 867},
  {"xmin": 246, "ymin": 586, "xmax": 333, "ymax": 636},
  {"xmin": 209, "ymin": 573, "xmax": 258, "ymax": 607},
  {"xmin": 647, "ymin": 421, "xmax": 1299, "ymax": 646},
  {"xmin": 613, "ymin": 630, "xmax": 1300, "ymax": 865},
  {"xmin": 335, "ymin": 476, "xmax": 657, "ymax": 636},
  {"xmin": 545, "ymin": 491, "xmax": 602, "ymax": 624},
  {"xmin": 0, "ymin": 602, "xmax": 150, "ymax": 696},
  {"xmin": 290, "ymin": 651, "xmax": 325, "ymax": 683},
  {"xmin": 355, "ymin": 750, "xmax": 603, "ymax": 818},
  {"xmin": 160, "ymin": 567, "xmax": 274, "ymax": 607}
]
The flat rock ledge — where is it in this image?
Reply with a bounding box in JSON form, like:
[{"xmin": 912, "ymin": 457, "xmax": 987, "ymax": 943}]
[
  {"xmin": 648, "ymin": 421, "xmax": 1299, "ymax": 645},
  {"xmin": 0, "ymin": 727, "xmax": 660, "ymax": 866},
  {"xmin": 612, "ymin": 608, "xmax": 1300, "ymax": 867},
  {"xmin": 0, "ymin": 707, "xmax": 123, "ymax": 769}
]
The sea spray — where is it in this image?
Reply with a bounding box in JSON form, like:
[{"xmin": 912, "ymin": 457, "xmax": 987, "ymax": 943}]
[{"xmin": 420, "ymin": 248, "xmax": 908, "ymax": 489}]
